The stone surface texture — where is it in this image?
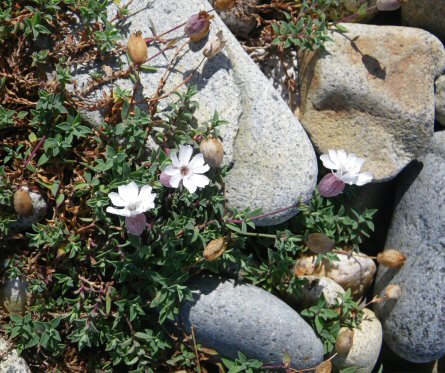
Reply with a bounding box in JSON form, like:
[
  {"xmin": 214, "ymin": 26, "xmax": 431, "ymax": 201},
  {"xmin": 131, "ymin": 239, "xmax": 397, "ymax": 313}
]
[
  {"xmin": 299, "ymin": 23, "xmax": 445, "ymax": 181},
  {"xmin": 402, "ymin": 0, "xmax": 445, "ymax": 41},
  {"xmin": 0, "ymin": 338, "xmax": 31, "ymax": 373},
  {"xmin": 297, "ymin": 275, "xmax": 345, "ymax": 309},
  {"xmin": 180, "ymin": 276, "xmax": 324, "ymax": 367},
  {"xmin": 333, "ymin": 308, "xmax": 383, "ymax": 373},
  {"xmin": 69, "ymin": 0, "xmax": 317, "ymax": 226},
  {"xmin": 436, "ymin": 75, "xmax": 445, "ymax": 126},
  {"xmin": 295, "ymin": 253, "xmax": 376, "ymax": 297},
  {"xmin": 374, "ymin": 131, "xmax": 445, "ymax": 363}
]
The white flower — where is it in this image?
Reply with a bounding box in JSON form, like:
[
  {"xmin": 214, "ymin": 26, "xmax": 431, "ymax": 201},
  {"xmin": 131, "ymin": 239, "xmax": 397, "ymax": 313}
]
[
  {"xmin": 320, "ymin": 149, "xmax": 373, "ymax": 186},
  {"xmin": 163, "ymin": 145, "xmax": 210, "ymax": 193},
  {"xmin": 106, "ymin": 182, "xmax": 156, "ymax": 217}
]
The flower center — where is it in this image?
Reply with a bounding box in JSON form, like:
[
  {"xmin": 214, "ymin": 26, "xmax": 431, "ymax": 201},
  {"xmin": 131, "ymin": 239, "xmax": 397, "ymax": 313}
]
[
  {"xmin": 127, "ymin": 202, "xmax": 141, "ymax": 211},
  {"xmin": 180, "ymin": 166, "xmax": 190, "ymax": 176}
]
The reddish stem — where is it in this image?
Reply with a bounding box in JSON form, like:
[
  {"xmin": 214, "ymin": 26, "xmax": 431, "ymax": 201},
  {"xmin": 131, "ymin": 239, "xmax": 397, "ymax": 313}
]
[{"xmin": 23, "ymin": 135, "xmax": 46, "ymax": 169}]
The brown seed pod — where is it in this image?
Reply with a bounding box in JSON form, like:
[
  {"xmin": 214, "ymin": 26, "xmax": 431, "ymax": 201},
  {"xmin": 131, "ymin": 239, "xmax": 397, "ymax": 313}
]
[
  {"xmin": 203, "ymin": 237, "xmax": 227, "ymax": 261},
  {"xmin": 315, "ymin": 360, "xmax": 332, "ymax": 373},
  {"xmin": 127, "ymin": 31, "xmax": 148, "ymax": 65},
  {"xmin": 200, "ymin": 136, "xmax": 224, "ymax": 168},
  {"xmin": 335, "ymin": 329, "xmax": 354, "ymax": 356},
  {"xmin": 13, "ymin": 188, "xmax": 33, "ymax": 216},
  {"xmin": 384, "ymin": 284, "xmax": 402, "ymax": 300},
  {"xmin": 214, "ymin": 0, "xmax": 237, "ymax": 11},
  {"xmin": 377, "ymin": 249, "xmax": 406, "ymax": 268},
  {"xmin": 306, "ymin": 233, "xmax": 335, "ymax": 254},
  {"xmin": 185, "ymin": 11, "xmax": 213, "ymax": 42}
]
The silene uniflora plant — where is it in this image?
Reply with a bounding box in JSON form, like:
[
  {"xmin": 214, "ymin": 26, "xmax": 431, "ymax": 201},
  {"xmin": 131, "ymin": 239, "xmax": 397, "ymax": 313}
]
[{"xmin": 0, "ymin": 0, "xmax": 400, "ymax": 371}]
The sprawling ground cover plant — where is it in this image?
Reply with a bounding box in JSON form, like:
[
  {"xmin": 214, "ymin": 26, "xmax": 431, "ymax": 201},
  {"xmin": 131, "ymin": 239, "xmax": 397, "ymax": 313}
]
[{"xmin": 0, "ymin": 1, "xmax": 377, "ymax": 371}]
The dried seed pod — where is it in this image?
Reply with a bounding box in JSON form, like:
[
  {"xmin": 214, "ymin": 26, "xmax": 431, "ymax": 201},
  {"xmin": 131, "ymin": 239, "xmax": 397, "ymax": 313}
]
[
  {"xmin": 214, "ymin": 0, "xmax": 237, "ymax": 11},
  {"xmin": 384, "ymin": 284, "xmax": 402, "ymax": 300},
  {"xmin": 185, "ymin": 11, "xmax": 212, "ymax": 42},
  {"xmin": 376, "ymin": 0, "xmax": 401, "ymax": 11},
  {"xmin": 13, "ymin": 188, "xmax": 33, "ymax": 216},
  {"xmin": 200, "ymin": 136, "xmax": 224, "ymax": 168},
  {"xmin": 306, "ymin": 233, "xmax": 335, "ymax": 254},
  {"xmin": 315, "ymin": 360, "xmax": 332, "ymax": 373},
  {"xmin": 127, "ymin": 31, "xmax": 148, "ymax": 65},
  {"xmin": 204, "ymin": 237, "xmax": 227, "ymax": 261},
  {"xmin": 377, "ymin": 249, "xmax": 406, "ymax": 268},
  {"xmin": 335, "ymin": 329, "xmax": 354, "ymax": 356},
  {"xmin": 203, "ymin": 30, "xmax": 226, "ymax": 59}
]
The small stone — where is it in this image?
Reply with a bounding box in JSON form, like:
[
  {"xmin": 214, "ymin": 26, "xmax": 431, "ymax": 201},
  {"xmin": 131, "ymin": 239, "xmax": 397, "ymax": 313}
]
[
  {"xmin": 299, "ymin": 23, "xmax": 445, "ymax": 181},
  {"xmin": 0, "ymin": 337, "xmax": 31, "ymax": 373},
  {"xmin": 296, "ymin": 276, "xmax": 345, "ymax": 309},
  {"xmin": 333, "ymin": 308, "xmax": 382, "ymax": 373},
  {"xmin": 436, "ymin": 75, "xmax": 445, "ymax": 127},
  {"xmin": 335, "ymin": 329, "xmax": 354, "ymax": 356},
  {"xmin": 295, "ymin": 253, "xmax": 376, "ymax": 297},
  {"xmin": 180, "ymin": 276, "xmax": 324, "ymax": 367},
  {"xmin": 1, "ymin": 278, "xmax": 27, "ymax": 315},
  {"xmin": 11, "ymin": 188, "xmax": 47, "ymax": 231}
]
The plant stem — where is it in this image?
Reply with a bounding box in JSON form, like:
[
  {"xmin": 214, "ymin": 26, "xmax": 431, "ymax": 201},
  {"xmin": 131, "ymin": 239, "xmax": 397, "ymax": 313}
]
[
  {"xmin": 23, "ymin": 135, "xmax": 46, "ymax": 170},
  {"xmin": 226, "ymin": 204, "xmax": 298, "ymax": 224}
]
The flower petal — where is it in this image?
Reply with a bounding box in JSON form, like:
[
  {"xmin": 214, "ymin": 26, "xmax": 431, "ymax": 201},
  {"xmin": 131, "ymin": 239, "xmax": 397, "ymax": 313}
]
[
  {"xmin": 190, "ymin": 164, "xmax": 210, "ymax": 174},
  {"xmin": 160, "ymin": 172, "xmax": 174, "ymax": 188},
  {"xmin": 106, "ymin": 206, "xmax": 132, "ymax": 217},
  {"xmin": 189, "ymin": 174, "xmax": 210, "ymax": 188},
  {"xmin": 320, "ymin": 154, "xmax": 338, "ymax": 170},
  {"xmin": 108, "ymin": 192, "xmax": 126, "ymax": 207},
  {"xmin": 164, "ymin": 165, "xmax": 180, "ymax": 176},
  {"xmin": 183, "ymin": 175, "xmax": 198, "ymax": 193},
  {"xmin": 188, "ymin": 153, "xmax": 205, "ymax": 169},
  {"xmin": 138, "ymin": 185, "xmax": 155, "ymax": 202},
  {"xmin": 178, "ymin": 145, "xmax": 193, "ymax": 165},
  {"xmin": 337, "ymin": 171, "xmax": 358, "ymax": 185},
  {"xmin": 169, "ymin": 173, "xmax": 182, "ymax": 188},
  {"xmin": 337, "ymin": 149, "xmax": 348, "ymax": 167},
  {"xmin": 118, "ymin": 182, "xmax": 139, "ymax": 204},
  {"xmin": 356, "ymin": 172, "xmax": 373, "ymax": 186},
  {"xmin": 170, "ymin": 151, "xmax": 181, "ymax": 167},
  {"xmin": 138, "ymin": 197, "xmax": 156, "ymax": 212},
  {"xmin": 328, "ymin": 150, "xmax": 340, "ymax": 168}
]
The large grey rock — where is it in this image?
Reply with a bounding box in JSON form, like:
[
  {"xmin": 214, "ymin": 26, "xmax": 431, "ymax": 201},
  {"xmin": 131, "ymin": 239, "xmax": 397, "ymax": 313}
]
[
  {"xmin": 299, "ymin": 23, "xmax": 445, "ymax": 181},
  {"xmin": 69, "ymin": 0, "xmax": 317, "ymax": 226},
  {"xmin": 180, "ymin": 276, "xmax": 324, "ymax": 368},
  {"xmin": 402, "ymin": 0, "xmax": 445, "ymax": 41},
  {"xmin": 0, "ymin": 338, "xmax": 31, "ymax": 373},
  {"xmin": 374, "ymin": 131, "xmax": 445, "ymax": 363},
  {"xmin": 436, "ymin": 75, "xmax": 445, "ymax": 126}
]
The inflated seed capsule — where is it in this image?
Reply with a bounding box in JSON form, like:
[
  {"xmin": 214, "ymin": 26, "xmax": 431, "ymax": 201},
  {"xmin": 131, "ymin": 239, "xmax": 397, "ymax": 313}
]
[
  {"xmin": 384, "ymin": 284, "xmax": 402, "ymax": 300},
  {"xmin": 127, "ymin": 31, "xmax": 148, "ymax": 65},
  {"xmin": 203, "ymin": 237, "xmax": 227, "ymax": 261},
  {"xmin": 200, "ymin": 136, "xmax": 224, "ymax": 168},
  {"xmin": 377, "ymin": 249, "xmax": 406, "ymax": 268},
  {"xmin": 185, "ymin": 12, "xmax": 212, "ymax": 42},
  {"xmin": 214, "ymin": 0, "xmax": 237, "ymax": 11},
  {"xmin": 315, "ymin": 360, "xmax": 332, "ymax": 373},
  {"xmin": 13, "ymin": 188, "xmax": 33, "ymax": 216},
  {"xmin": 305, "ymin": 232, "xmax": 335, "ymax": 254},
  {"xmin": 335, "ymin": 329, "xmax": 354, "ymax": 356}
]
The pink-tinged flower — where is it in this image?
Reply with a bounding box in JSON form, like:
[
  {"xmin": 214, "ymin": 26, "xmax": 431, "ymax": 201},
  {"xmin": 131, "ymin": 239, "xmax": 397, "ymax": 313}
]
[
  {"xmin": 125, "ymin": 214, "xmax": 147, "ymax": 236},
  {"xmin": 163, "ymin": 145, "xmax": 210, "ymax": 193},
  {"xmin": 318, "ymin": 173, "xmax": 346, "ymax": 197},
  {"xmin": 318, "ymin": 149, "xmax": 373, "ymax": 197},
  {"xmin": 106, "ymin": 182, "xmax": 156, "ymax": 217},
  {"xmin": 159, "ymin": 172, "xmax": 174, "ymax": 188}
]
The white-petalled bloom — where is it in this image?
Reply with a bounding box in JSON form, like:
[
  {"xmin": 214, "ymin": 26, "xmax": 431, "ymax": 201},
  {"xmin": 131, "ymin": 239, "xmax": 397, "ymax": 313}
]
[
  {"xmin": 320, "ymin": 149, "xmax": 373, "ymax": 186},
  {"xmin": 163, "ymin": 145, "xmax": 210, "ymax": 193},
  {"xmin": 106, "ymin": 182, "xmax": 156, "ymax": 217}
]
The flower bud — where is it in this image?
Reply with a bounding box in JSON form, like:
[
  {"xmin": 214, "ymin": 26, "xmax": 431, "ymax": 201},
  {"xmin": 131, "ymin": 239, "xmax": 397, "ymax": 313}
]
[
  {"xmin": 318, "ymin": 173, "xmax": 345, "ymax": 198},
  {"xmin": 315, "ymin": 360, "xmax": 332, "ymax": 373},
  {"xmin": 14, "ymin": 187, "xmax": 33, "ymax": 216},
  {"xmin": 306, "ymin": 233, "xmax": 335, "ymax": 254},
  {"xmin": 384, "ymin": 284, "xmax": 402, "ymax": 300},
  {"xmin": 377, "ymin": 249, "xmax": 406, "ymax": 268},
  {"xmin": 335, "ymin": 329, "xmax": 354, "ymax": 356},
  {"xmin": 127, "ymin": 31, "xmax": 148, "ymax": 65},
  {"xmin": 376, "ymin": 0, "xmax": 401, "ymax": 11},
  {"xmin": 203, "ymin": 30, "xmax": 226, "ymax": 59},
  {"xmin": 204, "ymin": 237, "xmax": 227, "ymax": 261},
  {"xmin": 214, "ymin": 0, "xmax": 237, "ymax": 11},
  {"xmin": 125, "ymin": 214, "xmax": 147, "ymax": 236},
  {"xmin": 200, "ymin": 136, "xmax": 224, "ymax": 168},
  {"xmin": 185, "ymin": 12, "xmax": 212, "ymax": 42}
]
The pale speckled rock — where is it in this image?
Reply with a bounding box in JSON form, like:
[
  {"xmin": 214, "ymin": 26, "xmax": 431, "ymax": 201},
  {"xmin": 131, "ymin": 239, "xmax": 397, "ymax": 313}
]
[
  {"xmin": 70, "ymin": 0, "xmax": 318, "ymax": 226},
  {"xmin": 374, "ymin": 131, "xmax": 445, "ymax": 363},
  {"xmin": 10, "ymin": 189, "xmax": 47, "ymax": 231},
  {"xmin": 436, "ymin": 75, "xmax": 445, "ymax": 126},
  {"xmin": 209, "ymin": 0, "xmax": 260, "ymax": 37},
  {"xmin": 333, "ymin": 308, "xmax": 382, "ymax": 373},
  {"xmin": 0, "ymin": 338, "xmax": 31, "ymax": 373},
  {"xmin": 299, "ymin": 23, "xmax": 445, "ymax": 181},
  {"xmin": 298, "ymin": 276, "xmax": 345, "ymax": 308},
  {"xmin": 295, "ymin": 253, "xmax": 376, "ymax": 297},
  {"xmin": 402, "ymin": 0, "xmax": 445, "ymax": 41},
  {"xmin": 180, "ymin": 276, "xmax": 324, "ymax": 367}
]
